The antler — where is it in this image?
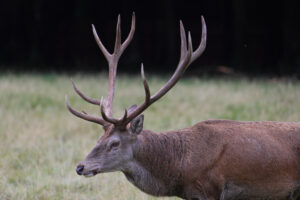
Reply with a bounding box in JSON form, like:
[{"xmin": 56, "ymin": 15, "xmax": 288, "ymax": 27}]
[
  {"xmin": 65, "ymin": 96, "xmax": 108, "ymax": 126},
  {"xmin": 123, "ymin": 16, "xmax": 207, "ymax": 124},
  {"xmin": 66, "ymin": 13, "xmax": 206, "ymax": 128},
  {"xmin": 66, "ymin": 13, "xmax": 135, "ymax": 127},
  {"xmin": 92, "ymin": 13, "xmax": 136, "ymax": 118}
]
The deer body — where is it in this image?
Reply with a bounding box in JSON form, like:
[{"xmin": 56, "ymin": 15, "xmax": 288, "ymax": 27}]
[
  {"xmin": 76, "ymin": 118, "xmax": 300, "ymax": 200},
  {"xmin": 65, "ymin": 13, "xmax": 300, "ymax": 200},
  {"xmin": 119, "ymin": 120, "xmax": 300, "ymax": 200}
]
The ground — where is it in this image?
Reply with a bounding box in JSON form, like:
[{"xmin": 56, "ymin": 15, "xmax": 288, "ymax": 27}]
[{"xmin": 1, "ymin": 73, "xmax": 300, "ymax": 200}]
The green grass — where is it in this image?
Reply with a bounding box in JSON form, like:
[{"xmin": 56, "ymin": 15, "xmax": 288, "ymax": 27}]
[{"xmin": 1, "ymin": 73, "xmax": 300, "ymax": 199}]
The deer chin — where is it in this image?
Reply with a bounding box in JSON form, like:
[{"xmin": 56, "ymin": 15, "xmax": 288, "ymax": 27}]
[
  {"xmin": 83, "ymin": 167, "xmax": 118, "ymax": 177},
  {"xmin": 83, "ymin": 172, "xmax": 96, "ymax": 177},
  {"xmin": 83, "ymin": 169, "xmax": 99, "ymax": 177}
]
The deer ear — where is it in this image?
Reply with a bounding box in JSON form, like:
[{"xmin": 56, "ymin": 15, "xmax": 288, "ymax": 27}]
[{"xmin": 129, "ymin": 115, "xmax": 144, "ymax": 135}]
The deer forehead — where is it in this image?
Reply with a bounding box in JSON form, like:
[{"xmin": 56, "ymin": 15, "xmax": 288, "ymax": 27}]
[{"xmin": 97, "ymin": 126, "xmax": 128, "ymax": 143}]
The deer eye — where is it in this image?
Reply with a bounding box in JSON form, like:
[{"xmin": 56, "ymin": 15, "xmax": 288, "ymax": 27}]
[{"xmin": 109, "ymin": 141, "xmax": 120, "ymax": 150}]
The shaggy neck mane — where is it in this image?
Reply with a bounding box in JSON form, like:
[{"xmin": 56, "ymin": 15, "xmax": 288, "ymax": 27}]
[{"xmin": 123, "ymin": 129, "xmax": 190, "ymax": 197}]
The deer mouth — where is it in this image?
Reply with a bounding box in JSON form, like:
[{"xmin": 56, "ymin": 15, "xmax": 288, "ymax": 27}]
[
  {"xmin": 83, "ymin": 168, "xmax": 115, "ymax": 177},
  {"xmin": 83, "ymin": 170, "xmax": 98, "ymax": 177}
]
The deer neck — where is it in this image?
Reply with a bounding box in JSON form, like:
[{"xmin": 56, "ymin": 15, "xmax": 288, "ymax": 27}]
[
  {"xmin": 122, "ymin": 130, "xmax": 186, "ymax": 197},
  {"xmin": 123, "ymin": 159, "xmax": 168, "ymax": 196}
]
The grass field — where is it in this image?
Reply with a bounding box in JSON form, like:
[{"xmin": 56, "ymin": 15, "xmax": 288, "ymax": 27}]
[{"xmin": 1, "ymin": 73, "xmax": 300, "ymax": 200}]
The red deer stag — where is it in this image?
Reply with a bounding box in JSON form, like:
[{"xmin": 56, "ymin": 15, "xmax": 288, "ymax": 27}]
[{"xmin": 66, "ymin": 13, "xmax": 300, "ymax": 200}]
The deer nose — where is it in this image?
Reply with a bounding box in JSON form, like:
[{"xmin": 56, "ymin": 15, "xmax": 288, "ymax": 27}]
[{"xmin": 76, "ymin": 164, "xmax": 84, "ymax": 175}]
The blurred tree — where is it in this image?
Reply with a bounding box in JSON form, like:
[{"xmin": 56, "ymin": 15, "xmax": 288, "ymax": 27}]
[{"xmin": 0, "ymin": 0, "xmax": 299, "ymax": 76}]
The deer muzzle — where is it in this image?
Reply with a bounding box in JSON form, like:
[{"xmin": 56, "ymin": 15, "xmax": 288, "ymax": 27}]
[{"xmin": 76, "ymin": 164, "xmax": 84, "ymax": 175}]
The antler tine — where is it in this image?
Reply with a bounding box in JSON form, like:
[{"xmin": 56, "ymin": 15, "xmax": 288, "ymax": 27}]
[
  {"xmin": 141, "ymin": 63, "xmax": 151, "ymax": 104},
  {"xmin": 120, "ymin": 12, "xmax": 136, "ymax": 54},
  {"xmin": 124, "ymin": 17, "xmax": 207, "ymax": 124},
  {"xmin": 92, "ymin": 24, "xmax": 111, "ymax": 61},
  {"xmin": 72, "ymin": 80, "xmax": 100, "ymax": 105},
  {"xmin": 113, "ymin": 13, "xmax": 136, "ymax": 56},
  {"xmin": 186, "ymin": 31, "xmax": 193, "ymax": 70},
  {"xmin": 65, "ymin": 96, "xmax": 107, "ymax": 126},
  {"xmin": 179, "ymin": 20, "xmax": 187, "ymax": 61},
  {"xmin": 100, "ymin": 98, "xmax": 128, "ymax": 125},
  {"xmin": 100, "ymin": 100, "xmax": 116, "ymax": 123},
  {"xmin": 190, "ymin": 16, "xmax": 207, "ymax": 64},
  {"xmin": 114, "ymin": 15, "xmax": 122, "ymax": 54}
]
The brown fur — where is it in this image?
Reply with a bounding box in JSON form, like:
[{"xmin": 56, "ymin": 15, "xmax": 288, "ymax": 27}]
[{"xmin": 123, "ymin": 120, "xmax": 300, "ymax": 200}]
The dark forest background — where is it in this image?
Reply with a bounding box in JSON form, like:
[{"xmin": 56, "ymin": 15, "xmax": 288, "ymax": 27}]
[{"xmin": 0, "ymin": 0, "xmax": 300, "ymax": 76}]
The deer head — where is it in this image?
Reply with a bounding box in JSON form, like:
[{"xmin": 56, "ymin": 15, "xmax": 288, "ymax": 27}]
[{"xmin": 65, "ymin": 12, "xmax": 206, "ymax": 177}]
